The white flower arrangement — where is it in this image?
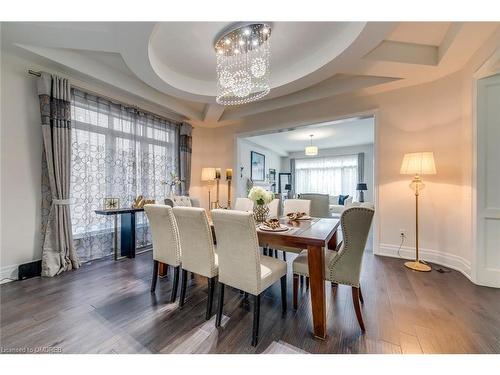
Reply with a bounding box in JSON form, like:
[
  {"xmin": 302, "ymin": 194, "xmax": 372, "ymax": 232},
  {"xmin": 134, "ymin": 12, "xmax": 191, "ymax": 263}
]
[{"xmin": 248, "ymin": 186, "xmax": 274, "ymax": 206}]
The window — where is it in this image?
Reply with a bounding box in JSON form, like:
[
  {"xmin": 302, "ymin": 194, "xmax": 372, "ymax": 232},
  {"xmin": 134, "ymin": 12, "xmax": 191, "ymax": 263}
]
[
  {"xmin": 70, "ymin": 89, "xmax": 179, "ymax": 262},
  {"xmin": 294, "ymin": 155, "xmax": 358, "ymax": 197}
]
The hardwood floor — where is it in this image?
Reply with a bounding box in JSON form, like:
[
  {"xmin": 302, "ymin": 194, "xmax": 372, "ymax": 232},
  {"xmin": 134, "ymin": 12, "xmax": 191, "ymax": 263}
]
[{"xmin": 1, "ymin": 250, "xmax": 500, "ymax": 354}]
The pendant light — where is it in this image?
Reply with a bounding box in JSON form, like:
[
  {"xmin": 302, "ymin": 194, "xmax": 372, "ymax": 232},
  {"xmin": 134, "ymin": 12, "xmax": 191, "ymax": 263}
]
[{"xmin": 305, "ymin": 134, "xmax": 318, "ymax": 156}]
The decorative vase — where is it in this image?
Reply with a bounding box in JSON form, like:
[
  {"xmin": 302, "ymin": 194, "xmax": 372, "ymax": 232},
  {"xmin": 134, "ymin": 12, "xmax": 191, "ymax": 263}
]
[{"xmin": 253, "ymin": 204, "xmax": 269, "ymax": 223}]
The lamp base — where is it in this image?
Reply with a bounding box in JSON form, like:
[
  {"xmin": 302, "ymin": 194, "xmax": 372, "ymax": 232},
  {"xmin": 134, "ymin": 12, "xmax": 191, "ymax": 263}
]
[{"xmin": 404, "ymin": 260, "xmax": 431, "ymax": 272}]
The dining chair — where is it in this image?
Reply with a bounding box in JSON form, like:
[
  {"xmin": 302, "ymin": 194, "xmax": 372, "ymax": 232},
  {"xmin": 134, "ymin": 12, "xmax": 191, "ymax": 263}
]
[
  {"xmin": 173, "ymin": 206, "xmax": 218, "ymax": 320},
  {"xmin": 144, "ymin": 204, "xmax": 181, "ymax": 303},
  {"xmin": 273, "ymin": 199, "xmax": 312, "ymax": 261},
  {"xmin": 283, "ymin": 198, "xmax": 311, "ymax": 216},
  {"xmin": 267, "ymin": 198, "xmax": 280, "ymax": 219},
  {"xmin": 297, "ymin": 193, "xmax": 330, "ymax": 218},
  {"xmin": 233, "ymin": 197, "xmax": 254, "ymax": 212},
  {"xmin": 211, "ymin": 209, "xmax": 287, "ymax": 347},
  {"xmin": 291, "ymin": 205, "xmax": 374, "ymax": 331}
]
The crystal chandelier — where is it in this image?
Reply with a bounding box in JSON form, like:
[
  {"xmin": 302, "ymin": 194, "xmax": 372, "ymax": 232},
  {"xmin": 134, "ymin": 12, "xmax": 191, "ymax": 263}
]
[{"xmin": 214, "ymin": 23, "xmax": 271, "ymax": 105}]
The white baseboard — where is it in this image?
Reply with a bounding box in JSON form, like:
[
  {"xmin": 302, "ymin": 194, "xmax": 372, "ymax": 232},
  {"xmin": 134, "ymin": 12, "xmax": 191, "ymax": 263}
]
[
  {"xmin": 376, "ymin": 243, "xmax": 472, "ymax": 281},
  {"xmin": 0, "ymin": 263, "xmax": 19, "ymax": 284}
]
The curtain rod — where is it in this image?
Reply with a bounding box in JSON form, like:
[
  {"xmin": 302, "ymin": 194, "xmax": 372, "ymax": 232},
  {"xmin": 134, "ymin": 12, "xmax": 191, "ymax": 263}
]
[{"xmin": 27, "ymin": 68, "xmax": 183, "ymax": 124}]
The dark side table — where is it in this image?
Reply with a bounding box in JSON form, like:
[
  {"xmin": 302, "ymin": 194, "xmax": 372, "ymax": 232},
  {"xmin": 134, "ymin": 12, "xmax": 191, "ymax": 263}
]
[{"xmin": 95, "ymin": 207, "xmax": 147, "ymax": 260}]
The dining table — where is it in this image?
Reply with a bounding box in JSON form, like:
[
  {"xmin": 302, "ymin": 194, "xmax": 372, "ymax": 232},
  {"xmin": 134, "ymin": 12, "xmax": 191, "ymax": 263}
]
[{"xmin": 256, "ymin": 217, "xmax": 340, "ymax": 340}]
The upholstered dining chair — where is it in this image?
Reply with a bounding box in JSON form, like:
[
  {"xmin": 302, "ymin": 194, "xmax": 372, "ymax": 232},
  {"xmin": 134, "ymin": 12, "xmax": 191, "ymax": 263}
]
[
  {"xmin": 267, "ymin": 198, "xmax": 280, "ymax": 219},
  {"xmin": 273, "ymin": 199, "xmax": 312, "ymax": 261},
  {"xmin": 291, "ymin": 204, "xmax": 374, "ymax": 331},
  {"xmin": 173, "ymin": 206, "xmax": 218, "ymax": 320},
  {"xmin": 144, "ymin": 204, "xmax": 181, "ymax": 303},
  {"xmin": 233, "ymin": 197, "xmax": 254, "ymax": 212},
  {"xmin": 297, "ymin": 193, "xmax": 330, "ymax": 218},
  {"xmin": 211, "ymin": 209, "xmax": 287, "ymax": 347},
  {"xmin": 283, "ymin": 198, "xmax": 311, "ymax": 216}
]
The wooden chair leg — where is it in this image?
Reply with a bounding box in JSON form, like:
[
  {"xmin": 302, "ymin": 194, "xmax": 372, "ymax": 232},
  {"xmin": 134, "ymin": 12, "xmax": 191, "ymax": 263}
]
[
  {"xmin": 206, "ymin": 277, "xmax": 215, "ymax": 320},
  {"xmin": 190, "ymin": 272, "xmax": 195, "ymax": 280},
  {"xmin": 215, "ymin": 283, "xmax": 225, "ymax": 327},
  {"xmin": 352, "ymin": 287, "xmax": 366, "ymax": 332},
  {"xmin": 263, "ymin": 247, "xmax": 268, "ymax": 256},
  {"xmin": 305, "ymin": 276, "xmax": 309, "ymax": 290},
  {"xmin": 293, "ymin": 274, "xmax": 299, "ymax": 310},
  {"xmin": 274, "ymin": 249, "xmax": 278, "ymax": 258},
  {"xmin": 300, "ymin": 275, "xmax": 304, "ymax": 287},
  {"xmin": 280, "ymin": 275, "xmax": 287, "ymax": 314},
  {"xmin": 170, "ymin": 266, "xmax": 180, "ymax": 303},
  {"xmin": 358, "ymin": 286, "xmax": 364, "ymax": 304},
  {"xmin": 283, "ymin": 251, "xmax": 287, "ymax": 261},
  {"xmin": 251, "ymin": 294, "xmax": 261, "ymax": 347},
  {"xmin": 151, "ymin": 260, "xmax": 159, "ymax": 293},
  {"xmin": 179, "ymin": 269, "xmax": 188, "ymax": 307}
]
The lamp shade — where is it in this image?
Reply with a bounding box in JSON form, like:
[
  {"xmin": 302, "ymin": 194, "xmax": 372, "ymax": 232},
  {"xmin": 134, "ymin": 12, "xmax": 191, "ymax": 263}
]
[
  {"xmin": 201, "ymin": 167, "xmax": 216, "ymax": 181},
  {"xmin": 400, "ymin": 152, "xmax": 436, "ymax": 175},
  {"xmin": 356, "ymin": 183, "xmax": 368, "ymax": 191},
  {"xmin": 305, "ymin": 146, "xmax": 318, "ymax": 156}
]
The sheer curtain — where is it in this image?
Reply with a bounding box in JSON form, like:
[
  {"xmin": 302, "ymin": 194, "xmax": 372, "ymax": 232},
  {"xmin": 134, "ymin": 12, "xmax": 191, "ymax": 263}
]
[
  {"xmin": 295, "ymin": 155, "xmax": 358, "ymax": 197},
  {"xmin": 70, "ymin": 89, "xmax": 179, "ymax": 262}
]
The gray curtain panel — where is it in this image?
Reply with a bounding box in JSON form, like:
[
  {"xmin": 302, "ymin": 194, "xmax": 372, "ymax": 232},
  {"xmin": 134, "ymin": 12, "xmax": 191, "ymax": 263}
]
[
  {"xmin": 179, "ymin": 123, "xmax": 193, "ymax": 195},
  {"xmin": 37, "ymin": 73, "xmax": 80, "ymax": 276},
  {"xmin": 357, "ymin": 152, "xmax": 365, "ymax": 183},
  {"xmin": 290, "ymin": 158, "xmax": 296, "ymax": 197}
]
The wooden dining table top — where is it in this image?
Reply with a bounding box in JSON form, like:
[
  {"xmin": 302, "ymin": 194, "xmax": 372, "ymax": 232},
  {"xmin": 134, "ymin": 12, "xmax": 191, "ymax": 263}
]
[{"xmin": 208, "ymin": 216, "xmax": 340, "ymax": 250}]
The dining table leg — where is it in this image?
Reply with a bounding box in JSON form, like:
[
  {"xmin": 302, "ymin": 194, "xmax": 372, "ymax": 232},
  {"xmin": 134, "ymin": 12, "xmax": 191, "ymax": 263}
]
[{"xmin": 307, "ymin": 244, "xmax": 326, "ymax": 339}]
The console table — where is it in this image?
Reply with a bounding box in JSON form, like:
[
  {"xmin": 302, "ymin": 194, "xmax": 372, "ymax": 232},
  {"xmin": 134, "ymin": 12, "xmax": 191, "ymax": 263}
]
[{"xmin": 95, "ymin": 207, "xmax": 149, "ymax": 260}]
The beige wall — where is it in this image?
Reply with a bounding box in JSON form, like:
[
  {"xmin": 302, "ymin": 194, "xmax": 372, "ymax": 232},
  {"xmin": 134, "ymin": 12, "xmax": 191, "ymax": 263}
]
[{"xmin": 190, "ymin": 32, "xmax": 500, "ymax": 280}]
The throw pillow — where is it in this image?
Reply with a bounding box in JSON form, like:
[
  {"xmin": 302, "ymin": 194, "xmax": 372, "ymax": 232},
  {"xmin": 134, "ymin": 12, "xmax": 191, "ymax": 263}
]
[{"xmin": 338, "ymin": 194, "xmax": 349, "ymax": 205}]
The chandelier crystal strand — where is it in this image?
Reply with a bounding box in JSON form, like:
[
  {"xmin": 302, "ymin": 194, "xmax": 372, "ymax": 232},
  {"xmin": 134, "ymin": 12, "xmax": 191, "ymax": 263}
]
[{"xmin": 215, "ymin": 23, "xmax": 271, "ymax": 105}]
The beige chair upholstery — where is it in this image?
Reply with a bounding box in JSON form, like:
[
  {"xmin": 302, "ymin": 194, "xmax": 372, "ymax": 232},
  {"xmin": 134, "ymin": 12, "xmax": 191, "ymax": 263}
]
[
  {"xmin": 212, "ymin": 209, "xmax": 286, "ymax": 295},
  {"xmin": 275, "ymin": 199, "xmax": 311, "ymax": 257},
  {"xmin": 298, "ymin": 193, "xmax": 330, "ymax": 218},
  {"xmin": 173, "ymin": 207, "xmax": 217, "ymax": 278},
  {"xmin": 144, "ymin": 204, "xmax": 182, "ymax": 302},
  {"xmin": 144, "ymin": 204, "xmax": 181, "ymax": 267},
  {"xmin": 291, "ymin": 205, "xmax": 375, "ymax": 331},
  {"xmin": 212, "ymin": 209, "xmax": 287, "ymax": 346},
  {"xmin": 268, "ymin": 198, "xmax": 280, "ymax": 219},
  {"xmin": 233, "ymin": 197, "xmax": 254, "ymax": 212},
  {"xmin": 164, "ymin": 196, "xmax": 200, "ymax": 208},
  {"xmin": 283, "ymin": 199, "xmax": 311, "ymax": 216},
  {"xmin": 173, "ymin": 206, "xmax": 218, "ymax": 319}
]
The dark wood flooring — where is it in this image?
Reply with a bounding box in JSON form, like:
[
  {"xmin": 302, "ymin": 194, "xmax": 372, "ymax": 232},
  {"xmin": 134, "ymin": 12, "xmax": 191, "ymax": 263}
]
[{"xmin": 1, "ymin": 250, "xmax": 500, "ymax": 354}]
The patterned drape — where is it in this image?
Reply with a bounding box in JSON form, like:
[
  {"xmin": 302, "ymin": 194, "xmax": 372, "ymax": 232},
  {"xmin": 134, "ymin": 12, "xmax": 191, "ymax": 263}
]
[
  {"xmin": 37, "ymin": 73, "xmax": 80, "ymax": 276},
  {"xmin": 179, "ymin": 123, "xmax": 193, "ymax": 195},
  {"xmin": 70, "ymin": 89, "xmax": 179, "ymax": 262}
]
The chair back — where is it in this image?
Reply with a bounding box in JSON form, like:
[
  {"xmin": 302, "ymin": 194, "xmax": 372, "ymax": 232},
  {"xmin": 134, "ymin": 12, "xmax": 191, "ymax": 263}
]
[
  {"xmin": 327, "ymin": 205, "xmax": 374, "ymax": 287},
  {"xmin": 298, "ymin": 193, "xmax": 329, "ymax": 218},
  {"xmin": 283, "ymin": 199, "xmax": 311, "ymax": 216},
  {"xmin": 173, "ymin": 206, "xmax": 217, "ymax": 278},
  {"xmin": 233, "ymin": 197, "xmax": 254, "ymax": 212},
  {"xmin": 268, "ymin": 198, "xmax": 280, "ymax": 219},
  {"xmin": 144, "ymin": 204, "xmax": 181, "ymax": 266},
  {"xmin": 211, "ymin": 209, "xmax": 262, "ymax": 295},
  {"xmin": 164, "ymin": 195, "xmax": 200, "ymax": 207}
]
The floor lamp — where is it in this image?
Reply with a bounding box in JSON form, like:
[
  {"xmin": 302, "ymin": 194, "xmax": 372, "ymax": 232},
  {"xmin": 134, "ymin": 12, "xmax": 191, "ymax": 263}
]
[
  {"xmin": 201, "ymin": 167, "xmax": 216, "ymax": 210},
  {"xmin": 400, "ymin": 152, "xmax": 436, "ymax": 272}
]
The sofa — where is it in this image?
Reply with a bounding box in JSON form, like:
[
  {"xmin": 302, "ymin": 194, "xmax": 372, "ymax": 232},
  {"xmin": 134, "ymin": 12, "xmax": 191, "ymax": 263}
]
[{"xmin": 329, "ymin": 195, "xmax": 354, "ymax": 216}]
